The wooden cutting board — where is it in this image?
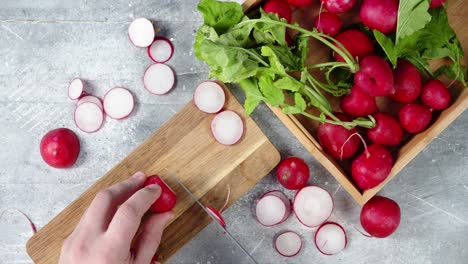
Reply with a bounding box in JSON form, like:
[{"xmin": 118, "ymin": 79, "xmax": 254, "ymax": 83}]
[{"xmin": 26, "ymin": 86, "xmax": 280, "ymax": 263}]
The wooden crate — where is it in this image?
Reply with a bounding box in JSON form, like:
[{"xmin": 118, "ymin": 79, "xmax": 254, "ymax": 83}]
[{"xmin": 241, "ymin": 0, "xmax": 468, "ymax": 205}]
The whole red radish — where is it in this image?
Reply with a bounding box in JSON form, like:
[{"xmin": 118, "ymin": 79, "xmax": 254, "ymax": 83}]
[
  {"xmin": 276, "ymin": 157, "xmax": 310, "ymax": 190},
  {"xmin": 264, "ymin": 0, "xmax": 293, "ymax": 23},
  {"xmin": 390, "ymin": 60, "xmax": 422, "ymax": 103},
  {"xmin": 317, "ymin": 113, "xmax": 360, "ymax": 160},
  {"xmin": 334, "ymin": 29, "xmax": 374, "ymax": 62},
  {"xmin": 320, "ymin": 0, "xmax": 357, "ymax": 14},
  {"xmin": 354, "ymin": 55, "xmax": 395, "ymax": 97},
  {"xmin": 430, "ymin": 0, "xmax": 446, "ymax": 8},
  {"xmin": 360, "ymin": 196, "xmax": 400, "ymax": 238},
  {"xmin": 340, "ymin": 85, "xmax": 377, "ymax": 117},
  {"xmin": 351, "ymin": 144, "xmax": 393, "ymax": 190},
  {"xmin": 421, "ymin": 79, "xmax": 451, "ymax": 110},
  {"xmin": 314, "ymin": 12, "xmax": 343, "ymax": 37},
  {"xmin": 399, "ymin": 103, "xmax": 432, "ymax": 134},
  {"xmin": 145, "ymin": 175, "xmax": 177, "ymax": 213},
  {"xmin": 40, "ymin": 128, "xmax": 80, "ymax": 168},
  {"xmin": 360, "ymin": 0, "xmax": 398, "ymax": 34},
  {"xmin": 287, "ymin": 0, "xmax": 314, "ymax": 7},
  {"xmin": 367, "ymin": 112, "xmax": 403, "ymax": 146}
]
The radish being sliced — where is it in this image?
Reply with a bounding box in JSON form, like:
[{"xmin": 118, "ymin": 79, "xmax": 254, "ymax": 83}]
[
  {"xmin": 314, "ymin": 222, "xmax": 347, "ymax": 255},
  {"xmin": 274, "ymin": 231, "xmax": 303, "ymax": 257},
  {"xmin": 293, "ymin": 186, "xmax": 333, "ymax": 227},
  {"xmin": 147, "ymin": 37, "xmax": 174, "ymax": 63},
  {"xmin": 128, "ymin": 18, "xmax": 155, "ymax": 48},
  {"xmin": 211, "ymin": 111, "xmax": 244, "ymax": 145},
  {"xmin": 77, "ymin": 95, "xmax": 103, "ymax": 110},
  {"xmin": 194, "ymin": 81, "xmax": 226, "ymax": 113},
  {"xmin": 206, "ymin": 206, "xmax": 226, "ymax": 229},
  {"xmin": 74, "ymin": 102, "xmax": 104, "ymax": 133},
  {"xmin": 68, "ymin": 78, "xmax": 85, "ymax": 100},
  {"xmin": 103, "ymin": 87, "xmax": 135, "ymax": 120},
  {"xmin": 143, "ymin": 63, "xmax": 175, "ymax": 95},
  {"xmin": 255, "ymin": 190, "xmax": 291, "ymax": 226}
]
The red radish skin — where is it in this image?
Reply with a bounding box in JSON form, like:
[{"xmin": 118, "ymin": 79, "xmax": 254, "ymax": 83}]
[
  {"xmin": 430, "ymin": 0, "xmax": 446, "ymax": 8},
  {"xmin": 74, "ymin": 102, "xmax": 105, "ymax": 133},
  {"xmin": 128, "ymin": 18, "xmax": 155, "ymax": 48},
  {"xmin": 321, "ymin": 0, "xmax": 357, "ymax": 14},
  {"xmin": 390, "ymin": 60, "xmax": 422, "ymax": 103},
  {"xmin": 256, "ymin": 190, "xmax": 291, "ymax": 226},
  {"xmin": 287, "ymin": 0, "xmax": 314, "ymax": 7},
  {"xmin": 263, "ymin": 0, "xmax": 293, "ymax": 23},
  {"xmin": 144, "ymin": 175, "xmax": 177, "ymax": 213},
  {"xmin": 40, "ymin": 128, "xmax": 80, "ymax": 168},
  {"xmin": 314, "ymin": 222, "xmax": 347, "ymax": 255},
  {"xmin": 367, "ymin": 112, "xmax": 403, "ymax": 146},
  {"xmin": 206, "ymin": 206, "xmax": 226, "ymax": 228},
  {"xmin": 293, "ymin": 186, "xmax": 333, "ymax": 227},
  {"xmin": 398, "ymin": 103, "xmax": 432, "ymax": 134},
  {"xmin": 103, "ymin": 87, "xmax": 135, "ymax": 120},
  {"xmin": 68, "ymin": 78, "xmax": 85, "ymax": 100},
  {"xmin": 314, "ymin": 12, "xmax": 343, "ymax": 37},
  {"xmin": 317, "ymin": 113, "xmax": 360, "ymax": 160},
  {"xmin": 360, "ymin": 196, "xmax": 401, "ymax": 238},
  {"xmin": 355, "ymin": 55, "xmax": 395, "ymax": 97},
  {"xmin": 421, "ymin": 79, "xmax": 451, "ymax": 111},
  {"xmin": 274, "ymin": 231, "xmax": 303, "ymax": 257},
  {"xmin": 211, "ymin": 110, "xmax": 244, "ymax": 145},
  {"xmin": 77, "ymin": 95, "xmax": 103, "ymax": 110},
  {"xmin": 351, "ymin": 144, "xmax": 393, "ymax": 190},
  {"xmin": 340, "ymin": 85, "xmax": 377, "ymax": 117},
  {"xmin": 147, "ymin": 37, "xmax": 174, "ymax": 63},
  {"xmin": 276, "ymin": 157, "xmax": 310, "ymax": 190},
  {"xmin": 143, "ymin": 63, "xmax": 176, "ymax": 95},
  {"xmin": 193, "ymin": 81, "xmax": 226, "ymax": 113},
  {"xmin": 334, "ymin": 29, "xmax": 374, "ymax": 62},
  {"xmin": 360, "ymin": 0, "xmax": 398, "ymax": 34}
]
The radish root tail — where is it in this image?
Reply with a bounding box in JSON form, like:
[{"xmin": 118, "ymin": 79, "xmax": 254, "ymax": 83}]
[
  {"xmin": 353, "ymin": 225, "xmax": 372, "ymax": 238},
  {"xmin": 340, "ymin": 132, "xmax": 368, "ymax": 160},
  {"xmin": 219, "ymin": 184, "xmax": 231, "ymax": 214},
  {"xmin": 17, "ymin": 210, "xmax": 37, "ymax": 234}
]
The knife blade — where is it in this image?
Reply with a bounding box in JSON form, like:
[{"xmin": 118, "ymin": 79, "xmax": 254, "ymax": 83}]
[{"xmin": 165, "ymin": 169, "xmax": 258, "ymax": 264}]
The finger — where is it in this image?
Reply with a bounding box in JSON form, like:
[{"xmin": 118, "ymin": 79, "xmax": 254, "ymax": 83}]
[
  {"xmin": 107, "ymin": 184, "xmax": 162, "ymax": 247},
  {"xmin": 133, "ymin": 212, "xmax": 174, "ymax": 264},
  {"xmin": 79, "ymin": 172, "xmax": 147, "ymax": 232}
]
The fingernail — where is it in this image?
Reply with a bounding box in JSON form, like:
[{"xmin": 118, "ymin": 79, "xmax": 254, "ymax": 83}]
[
  {"xmin": 147, "ymin": 184, "xmax": 162, "ymax": 192},
  {"xmin": 131, "ymin": 171, "xmax": 146, "ymax": 181}
]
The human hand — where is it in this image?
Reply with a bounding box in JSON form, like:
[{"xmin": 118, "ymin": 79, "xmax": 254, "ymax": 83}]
[{"xmin": 59, "ymin": 171, "xmax": 174, "ymax": 264}]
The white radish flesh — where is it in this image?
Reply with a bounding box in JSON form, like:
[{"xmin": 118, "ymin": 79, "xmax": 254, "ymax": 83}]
[
  {"xmin": 128, "ymin": 18, "xmax": 155, "ymax": 48},
  {"xmin": 74, "ymin": 102, "xmax": 104, "ymax": 133},
  {"xmin": 103, "ymin": 87, "xmax": 135, "ymax": 120},
  {"xmin": 256, "ymin": 190, "xmax": 291, "ymax": 226},
  {"xmin": 143, "ymin": 63, "xmax": 175, "ymax": 95},
  {"xmin": 274, "ymin": 231, "xmax": 302, "ymax": 257},
  {"xmin": 194, "ymin": 81, "xmax": 226, "ymax": 113},
  {"xmin": 293, "ymin": 186, "xmax": 333, "ymax": 227},
  {"xmin": 211, "ymin": 111, "xmax": 244, "ymax": 145},
  {"xmin": 68, "ymin": 78, "xmax": 84, "ymax": 100},
  {"xmin": 314, "ymin": 222, "xmax": 347, "ymax": 255},
  {"xmin": 148, "ymin": 37, "xmax": 174, "ymax": 63},
  {"xmin": 77, "ymin": 95, "xmax": 103, "ymax": 110}
]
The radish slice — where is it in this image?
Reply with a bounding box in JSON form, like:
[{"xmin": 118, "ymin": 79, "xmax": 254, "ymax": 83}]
[
  {"xmin": 211, "ymin": 111, "xmax": 244, "ymax": 145},
  {"xmin": 143, "ymin": 63, "xmax": 175, "ymax": 95},
  {"xmin": 274, "ymin": 231, "xmax": 303, "ymax": 257},
  {"xmin": 68, "ymin": 78, "xmax": 84, "ymax": 100},
  {"xmin": 293, "ymin": 186, "xmax": 333, "ymax": 227},
  {"xmin": 314, "ymin": 222, "xmax": 347, "ymax": 255},
  {"xmin": 128, "ymin": 18, "xmax": 155, "ymax": 48},
  {"xmin": 74, "ymin": 102, "xmax": 104, "ymax": 133},
  {"xmin": 77, "ymin": 95, "xmax": 103, "ymax": 110},
  {"xmin": 103, "ymin": 87, "xmax": 135, "ymax": 119},
  {"xmin": 194, "ymin": 81, "xmax": 226, "ymax": 113},
  {"xmin": 255, "ymin": 190, "xmax": 291, "ymax": 226},
  {"xmin": 206, "ymin": 206, "xmax": 226, "ymax": 229},
  {"xmin": 147, "ymin": 37, "xmax": 174, "ymax": 63}
]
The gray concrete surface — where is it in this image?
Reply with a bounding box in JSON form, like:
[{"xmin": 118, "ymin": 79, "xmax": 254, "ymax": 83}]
[{"xmin": 0, "ymin": 1, "xmax": 467, "ymax": 263}]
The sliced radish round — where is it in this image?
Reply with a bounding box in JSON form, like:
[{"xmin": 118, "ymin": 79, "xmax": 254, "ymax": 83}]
[
  {"xmin": 74, "ymin": 102, "xmax": 104, "ymax": 133},
  {"xmin": 143, "ymin": 63, "xmax": 175, "ymax": 95},
  {"xmin": 255, "ymin": 190, "xmax": 291, "ymax": 226},
  {"xmin": 211, "ymin": 111, "xmax": 244, "ymax": 145},
  {"xmin": 274, "ymin": 231, "xmax": 303, "ymax": 257},
  {"xmin": 128, "ymin": 18, "xmax": 155, "ymax": 48},
  {"xmin": 147, "ymin": 37, "xmax": 174, "ymax": 63},
  {"xmin": 314, "ymin": 222, "xmax": 347, "ymax": 255},
  {"xmin": 293, "ymin": 186, "xmax": 333, "ymax": 227},
  {"xmin": 206, "ymin": 206, "xmax": 226, "ymax": 229},
  {"xmin": 103, "ymin": 87, "xmax": 135, "ymax": 120},
  {"xmin": 194, "ymin": 81, "xmax": 226, "ymax": 113},
  {"xmin": 77, "ymin": 95, "xmax": 103, "ymax": 110},
  {"xmin": 68, "ymin": 78, "xmax": 84, "ymax": 100}
]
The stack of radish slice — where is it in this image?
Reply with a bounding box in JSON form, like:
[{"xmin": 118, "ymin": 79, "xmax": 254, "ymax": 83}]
[
  {"xmin": 293, "ymin": 186, "xmax": 334, "ymax": 227},
  {"xmin": 314, "ymin": 222, "xmax": 347, "ymax": 255},
  {"xmin": 255, "ymin": 190, "xmax": 291, "ymax": 226},
  {"xmin": 274, "ymin": 231, "xmax": 303, "ymax": 257}
]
